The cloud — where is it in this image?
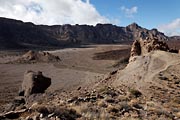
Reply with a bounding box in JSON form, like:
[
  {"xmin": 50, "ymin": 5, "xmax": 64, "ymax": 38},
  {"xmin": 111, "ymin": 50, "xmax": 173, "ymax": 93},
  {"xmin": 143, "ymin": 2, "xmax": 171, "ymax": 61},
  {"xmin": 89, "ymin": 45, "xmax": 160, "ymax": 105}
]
[
  {"xmin": 0, "ymin": 0, "xmax": 111, "ymax": 25},
  {"xmin": 121, "ymin": 6, "xmax": 138, "ymax": 18},
  {"xmin": 158, "ymin": 18, "xmax": 180, "ymax": 36}
]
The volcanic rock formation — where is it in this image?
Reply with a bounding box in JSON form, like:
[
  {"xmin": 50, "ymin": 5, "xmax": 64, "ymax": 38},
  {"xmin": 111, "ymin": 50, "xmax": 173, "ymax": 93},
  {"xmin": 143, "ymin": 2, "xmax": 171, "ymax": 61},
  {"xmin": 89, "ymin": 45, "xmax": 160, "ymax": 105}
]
[
  {"xmin": 130, "ymin": 37, "xmax": 169, "ymax": 61},
  {"xmin": 14, "ymin": 50, "xmax": 60, "ymax": 63},
  {"xmin": 19, "ymin": 71, "xmax": 51, "ymax": 97}
]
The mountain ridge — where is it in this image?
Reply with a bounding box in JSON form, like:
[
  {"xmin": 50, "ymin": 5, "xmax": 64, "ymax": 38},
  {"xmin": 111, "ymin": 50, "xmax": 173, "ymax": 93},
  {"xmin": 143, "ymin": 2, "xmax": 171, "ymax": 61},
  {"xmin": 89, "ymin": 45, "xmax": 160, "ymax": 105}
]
[{"xmin": 0, "ymin": 17, "xmax": 178, "ymax": 49}]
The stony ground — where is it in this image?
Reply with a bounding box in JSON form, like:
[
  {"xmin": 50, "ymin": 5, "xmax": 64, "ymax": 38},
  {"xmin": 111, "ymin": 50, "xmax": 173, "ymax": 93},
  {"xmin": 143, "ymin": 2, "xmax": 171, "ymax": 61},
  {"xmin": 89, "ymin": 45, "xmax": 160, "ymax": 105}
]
[
  {"xmin": 0, "ymin": 44, "xmax": 180, "ymax": 120},
  {"xmin": 0, "ymin": 44, "xmax": 130, "ymax": 114}
]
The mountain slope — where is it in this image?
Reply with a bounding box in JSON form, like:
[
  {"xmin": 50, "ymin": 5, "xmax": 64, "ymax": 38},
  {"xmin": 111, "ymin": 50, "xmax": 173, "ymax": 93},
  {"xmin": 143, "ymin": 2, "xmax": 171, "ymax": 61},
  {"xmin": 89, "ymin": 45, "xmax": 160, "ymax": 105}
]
[
  {"xmin": 0, "ymin": 17, "xmax": 63, "ymax": 49},
  {"xmin": 0, "ymin": 17, "xmax": 173, "ymax": 49}
]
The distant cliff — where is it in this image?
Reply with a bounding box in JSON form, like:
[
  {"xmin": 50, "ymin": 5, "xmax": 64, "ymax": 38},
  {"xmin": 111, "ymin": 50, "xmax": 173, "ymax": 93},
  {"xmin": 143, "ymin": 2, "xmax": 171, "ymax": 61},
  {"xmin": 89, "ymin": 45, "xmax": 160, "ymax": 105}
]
[{"xmin": 0, "ymin": 17, "xmax": 173, "ymax": 49}]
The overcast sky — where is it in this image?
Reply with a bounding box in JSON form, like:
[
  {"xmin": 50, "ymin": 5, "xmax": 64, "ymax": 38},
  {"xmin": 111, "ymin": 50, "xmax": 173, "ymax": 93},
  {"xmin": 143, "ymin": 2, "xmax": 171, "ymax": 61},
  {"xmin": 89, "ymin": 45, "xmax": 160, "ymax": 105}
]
[{"xmin": 0, "ymin": 0, "xmax": 180, "ymax": 36}]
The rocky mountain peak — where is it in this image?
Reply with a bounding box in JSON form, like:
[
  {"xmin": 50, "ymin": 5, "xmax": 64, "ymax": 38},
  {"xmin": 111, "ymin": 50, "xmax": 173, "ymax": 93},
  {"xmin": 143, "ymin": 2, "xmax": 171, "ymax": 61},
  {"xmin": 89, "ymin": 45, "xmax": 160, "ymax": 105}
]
[{"xmin": 127, "ymin": 22, "xmax": 141, "ymax": 30}]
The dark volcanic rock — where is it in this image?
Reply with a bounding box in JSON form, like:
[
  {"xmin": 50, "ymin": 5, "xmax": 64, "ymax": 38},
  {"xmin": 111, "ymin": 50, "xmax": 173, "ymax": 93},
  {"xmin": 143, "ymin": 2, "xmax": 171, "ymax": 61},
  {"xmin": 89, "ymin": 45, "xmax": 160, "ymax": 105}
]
[
  {"xmin": 19, "ymin": 71, "xmax": 51, "ymax": 97},
  {"xmin": 0, "ymin": 17, "xmax": 172, "ymax": 49}
]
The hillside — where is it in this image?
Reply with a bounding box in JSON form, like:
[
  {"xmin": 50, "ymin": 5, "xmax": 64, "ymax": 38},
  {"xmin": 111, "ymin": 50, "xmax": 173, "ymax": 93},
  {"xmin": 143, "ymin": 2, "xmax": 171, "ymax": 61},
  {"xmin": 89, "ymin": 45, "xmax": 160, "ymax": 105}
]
[{"xmin": 0, "ymin": 17, "xmax": 171, "ymax": 49}]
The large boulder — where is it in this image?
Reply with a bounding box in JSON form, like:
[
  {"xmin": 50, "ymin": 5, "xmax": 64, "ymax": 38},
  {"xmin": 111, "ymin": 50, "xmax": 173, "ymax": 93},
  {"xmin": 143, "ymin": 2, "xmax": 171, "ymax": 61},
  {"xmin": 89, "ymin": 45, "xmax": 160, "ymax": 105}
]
[{"xmin": 19, "ymin": 71, "xmax": 51, "ymax": 97}]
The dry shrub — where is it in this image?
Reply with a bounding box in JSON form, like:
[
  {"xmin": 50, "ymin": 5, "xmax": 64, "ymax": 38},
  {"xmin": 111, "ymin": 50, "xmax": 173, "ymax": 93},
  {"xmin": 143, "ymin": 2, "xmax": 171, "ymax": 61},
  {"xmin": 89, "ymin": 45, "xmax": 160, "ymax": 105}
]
[{"xmin": 32, "ymin": 104, "xmax": 81, "ymax": 120}]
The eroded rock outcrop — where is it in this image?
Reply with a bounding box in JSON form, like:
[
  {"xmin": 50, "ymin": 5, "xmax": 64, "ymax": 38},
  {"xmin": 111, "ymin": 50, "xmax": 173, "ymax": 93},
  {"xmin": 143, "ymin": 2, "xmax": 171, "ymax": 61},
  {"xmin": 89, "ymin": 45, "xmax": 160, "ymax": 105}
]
[
  {"xmin": 130, "ymin": 37, "xmax": 169, "ymax": 60},
  {"xmin": 19, "ymin": 71, "xmax": 51, "ymax": 97},
  {"xmin": 14, "ymin": 50, "xmax": 60, "ymax": 63}
]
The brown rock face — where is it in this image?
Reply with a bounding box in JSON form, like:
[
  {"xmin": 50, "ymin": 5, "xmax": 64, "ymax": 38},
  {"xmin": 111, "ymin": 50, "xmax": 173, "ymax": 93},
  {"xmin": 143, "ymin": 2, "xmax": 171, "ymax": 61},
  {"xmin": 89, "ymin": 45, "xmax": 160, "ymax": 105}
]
[
  {"xmin": 19, "ymin": 71, "xmax": 51, "ymax": 97},
  {"xmin": 130, "ymin": 37, "xmax": 169, "ymax": 58},
  {"xmin": 130, "ymin": 40, "xmax": 141, "ymax": 57}
]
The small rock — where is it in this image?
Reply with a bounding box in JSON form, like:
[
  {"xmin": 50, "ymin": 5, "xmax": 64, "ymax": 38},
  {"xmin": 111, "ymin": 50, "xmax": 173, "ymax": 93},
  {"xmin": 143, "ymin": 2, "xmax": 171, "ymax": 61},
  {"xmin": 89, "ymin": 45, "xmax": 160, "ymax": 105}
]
[
  {"xmin": 39, "ymin": 114, "xmax": 43, "ymax": 118},
  {"xmin": 48, "ymin": 113, "xmax": 54, "ymax": 118},
  {"xmin": 89, "ymin": 96, "xmax": 97, "ymax": 102},
  {"xmin": 55, "ymin": 116, "xmax": 61, "ymax": 120},
  {"xmin": 77, "ymin": 87, "xmax": 81, "ymax": 90},
  {"xmin": 131, "ymin": 112, "xmax": 139, "ymax": 117},
  {"xmin": 124, "ymin": 112, "xmax": 130, "ymax": 117},
  {"xmin": 77, "ymin": 97, "xmax": 85, "ymax": 102},
  {"xmin": 97, "ymin": 100, "xmax": 107, "ymax": 108},
  {"xmin": 29, "ymin": 102, "xmax": 39, "ymax": 110},
  {"xmin": 33, "ymin": 115, "xmax": 39, "ymax": 120},
  {"xmin": 110, "ymin": 70, "xmax": 117, "ymax": 75},
  {"xmin": 67, "ymin": 97, "xmax": 78, "ymax": 103},
  {"xmin": 105, "ymin": 98, "xmax": 115, "ymax": 103},
  {"xmin": 14, "ymin": 96, "xmax": 25, "ymax": 105},
  {"xmin": 175, "ymin": 112, "xmax": 180, "ymax": 118},
  {"xmin": 129, "ymin": 99, "xmax": 139, "ymax": 106},
  {"xmin": 159, "ymin": 76, "xmax": 168, "ymax": 81}
]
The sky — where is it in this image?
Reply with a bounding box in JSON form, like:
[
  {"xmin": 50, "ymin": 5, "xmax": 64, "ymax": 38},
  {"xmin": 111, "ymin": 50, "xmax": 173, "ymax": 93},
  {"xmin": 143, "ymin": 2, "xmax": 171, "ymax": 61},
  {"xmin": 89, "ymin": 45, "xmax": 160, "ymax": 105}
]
[{"xmin": 0, "ymin": 0, "xmax": 179, "ymax": 36}]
